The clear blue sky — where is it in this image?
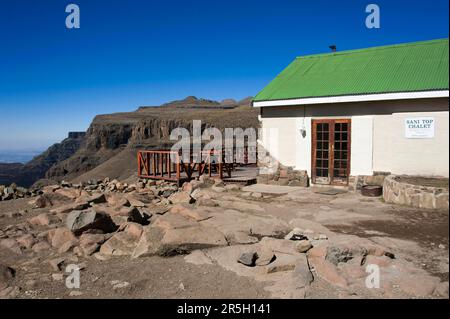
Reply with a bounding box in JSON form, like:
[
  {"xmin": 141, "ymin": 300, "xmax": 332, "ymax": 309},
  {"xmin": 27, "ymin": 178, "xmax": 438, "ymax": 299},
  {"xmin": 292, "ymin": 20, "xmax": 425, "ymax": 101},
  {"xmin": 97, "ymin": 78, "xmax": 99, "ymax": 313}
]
[{"xmin": 0, "ymin": 0, "xmax": 448, "ymax": 151}]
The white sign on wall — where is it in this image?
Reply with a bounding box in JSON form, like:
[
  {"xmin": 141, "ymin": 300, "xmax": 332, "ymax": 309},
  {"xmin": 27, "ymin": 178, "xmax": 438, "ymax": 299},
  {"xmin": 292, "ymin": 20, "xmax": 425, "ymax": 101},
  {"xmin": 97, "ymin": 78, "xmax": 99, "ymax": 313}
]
[{"xmin": 405, "ymin": 117, "xmax": 435, "ymax": 139}]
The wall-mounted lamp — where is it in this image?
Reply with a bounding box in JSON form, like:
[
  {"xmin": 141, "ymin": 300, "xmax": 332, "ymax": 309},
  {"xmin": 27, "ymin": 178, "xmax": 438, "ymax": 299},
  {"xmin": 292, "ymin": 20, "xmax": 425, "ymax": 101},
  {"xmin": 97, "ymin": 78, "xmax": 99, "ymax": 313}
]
[{"xmin": 299, "ymin": 127, "xmax": 307, "ymax": 138}]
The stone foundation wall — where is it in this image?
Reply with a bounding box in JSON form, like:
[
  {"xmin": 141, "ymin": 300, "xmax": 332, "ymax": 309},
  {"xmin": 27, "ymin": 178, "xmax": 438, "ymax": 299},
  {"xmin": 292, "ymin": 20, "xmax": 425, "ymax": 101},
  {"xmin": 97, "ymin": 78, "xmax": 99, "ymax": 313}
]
[
  {"xmin": 383, "ymin": 175, "xmax": 449, "ymax": 210},
  {"xmin": 256, "ymin": 150, "xmax": 309, "ymax": 187},
  {"xmin": 257, "ymin": 166, "xmax": 309, "ymax": 187}
]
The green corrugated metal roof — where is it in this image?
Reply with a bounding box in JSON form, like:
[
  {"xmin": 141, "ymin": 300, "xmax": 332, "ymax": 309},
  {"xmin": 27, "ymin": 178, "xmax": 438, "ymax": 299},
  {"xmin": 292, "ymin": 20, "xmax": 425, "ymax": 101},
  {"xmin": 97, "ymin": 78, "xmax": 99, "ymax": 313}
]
[{"xmin": 253, "ymin": 39, "xmax": 449, "ymax": 102}]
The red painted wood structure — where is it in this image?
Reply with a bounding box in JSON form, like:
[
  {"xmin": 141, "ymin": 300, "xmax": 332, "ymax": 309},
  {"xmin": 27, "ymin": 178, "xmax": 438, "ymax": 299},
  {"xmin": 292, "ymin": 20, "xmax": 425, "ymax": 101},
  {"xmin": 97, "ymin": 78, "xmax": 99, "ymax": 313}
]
[{"xmin": 138, "ymin": 149, "xmax": 240, "ymax": 186}]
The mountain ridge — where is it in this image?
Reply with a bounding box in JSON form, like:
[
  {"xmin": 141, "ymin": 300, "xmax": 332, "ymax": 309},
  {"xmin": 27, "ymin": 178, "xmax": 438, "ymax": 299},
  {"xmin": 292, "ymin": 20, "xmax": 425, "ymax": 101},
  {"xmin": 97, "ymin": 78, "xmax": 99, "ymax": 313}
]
[{"xmin": 0, "ymin": 96, "xmax": 258, "ymax": 188}]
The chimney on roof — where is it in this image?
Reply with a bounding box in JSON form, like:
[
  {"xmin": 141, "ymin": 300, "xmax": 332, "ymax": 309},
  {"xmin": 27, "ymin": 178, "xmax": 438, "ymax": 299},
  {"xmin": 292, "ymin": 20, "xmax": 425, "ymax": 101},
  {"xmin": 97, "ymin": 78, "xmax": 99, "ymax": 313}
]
[{"xmin": 329, "ymin": 45, "xmax": 337, "ymax": 52}]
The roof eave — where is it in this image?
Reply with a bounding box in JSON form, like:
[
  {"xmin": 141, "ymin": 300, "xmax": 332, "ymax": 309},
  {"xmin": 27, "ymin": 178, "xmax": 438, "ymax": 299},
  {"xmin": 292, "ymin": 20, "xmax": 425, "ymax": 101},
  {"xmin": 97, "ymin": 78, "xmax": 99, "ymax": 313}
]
[{"xmin": 252, "ymin": 90, "xmax": 450, "ymax": 107}]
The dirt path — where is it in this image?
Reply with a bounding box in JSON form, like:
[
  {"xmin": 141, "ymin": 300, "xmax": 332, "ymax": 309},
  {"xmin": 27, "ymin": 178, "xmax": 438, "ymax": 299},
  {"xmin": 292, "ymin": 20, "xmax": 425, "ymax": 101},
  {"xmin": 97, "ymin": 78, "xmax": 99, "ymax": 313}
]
[{"xmin": 8, "ymin": 254, "xmax": 270, "ymax": 299}]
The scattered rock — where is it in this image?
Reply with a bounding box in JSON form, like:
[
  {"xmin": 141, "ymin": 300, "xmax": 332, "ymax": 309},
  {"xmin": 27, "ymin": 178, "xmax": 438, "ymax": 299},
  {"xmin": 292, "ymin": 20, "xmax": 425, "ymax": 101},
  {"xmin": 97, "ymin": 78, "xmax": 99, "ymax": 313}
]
[
  {"xmin": 55, "ymin": 188, "xmax": 81, "ymax": 199},
  {"xmin": 122, "ymin": 222, "xmax": 144, "ymax": 239},
  {"xmin": 125, "ymin": 195, "xmax": 147, "ymax": 207},
  {"xmin": 58, "ymin": 239, "xmax": 77, "ymax": 254},
  {"xmin": 284, "ymin": 228, "xmax": 305, "ymax": 240},
  {"xmin": 312, "ymin": 234, "xmax": 328, "ymax": 240},
  {"xmin": 51, "ymin": 202, "xmax": 89, "ymax": 215},
  {"xmin": 28, "ymin": 213, "xmax": 58, "ymax": 226},
  {"xmin": 30, "ymin": 195, "xmax": 53, "ymax": 209},
  {"xmin": 0, "ymin": 238, "xmax": 22, "ymax": 254},
  {"xmin": 111, "ymin": 280, "xmax": 130, "ymax": 289},
  {"xmin": 86, "ymin": 193, "xmax": 107, "ymax": 205},
  {"xmin": 296, "ymin": 240, "xmax": 313, "ymax": 253},
  {"xmin": 16, "ymin": 234, "xmax": 35, "ymax": 249},
  {"xmin": 79, "ymin": 233, "xmax": 108, "ymax": 256},
  {"xmin": 48, "ymin": 227, "xmax": 78, "ymax": 249},
  {"xmin": 325, "ymin": 245, "xmax": 367, "ymax": 266},
  {"xmin": 255, "ymin": 247, "xmax": 276, "ymax": 266},
  {"xmin": 48, "ymin": 257, "xmax": 66, "ymax": 271},
  {"xmin": 107, "ymin": 194, "xmax": 130, "ymax": 208},
  {"xmin": 168, "ymin": 191, "xmax": 195, "ymax": 204},
  {"xmin": 69, "ymin": 291, "xmax": 83, "ymax": 297},
  {"xmin": 66, "ymin": 209, "xmax": 117, "ymax": 235},
  {"xmin": 237, "ymin": 252, "xmax": 257, "ymax": 267},
  {"xmin": 32, "ymin": 241, "xmax": 51, "ymax": 253},
  {"xmin": 99, "ymin": 231, "xmax": 140, "ymax": 256}
]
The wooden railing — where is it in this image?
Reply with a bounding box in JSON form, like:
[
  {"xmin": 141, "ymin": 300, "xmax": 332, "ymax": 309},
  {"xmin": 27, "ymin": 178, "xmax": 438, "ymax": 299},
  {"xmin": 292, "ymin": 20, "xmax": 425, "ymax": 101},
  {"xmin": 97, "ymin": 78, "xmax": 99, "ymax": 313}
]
[
  {"xmin": 137, "ymin": 149, "xmax": 236, "ymax": 185},
  {"xmin": 138, "ymin": 147, "xmax": 257, "ymax": 184},
  {"xmin": 137, "ymin": 150, "xmax": 181, "ymax": 183}
]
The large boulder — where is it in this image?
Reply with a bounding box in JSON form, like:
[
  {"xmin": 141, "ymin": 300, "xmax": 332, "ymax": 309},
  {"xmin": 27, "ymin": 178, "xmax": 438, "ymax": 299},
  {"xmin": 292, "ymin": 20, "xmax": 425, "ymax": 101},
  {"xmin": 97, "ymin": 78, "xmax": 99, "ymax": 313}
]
[
  {"xmin": 132, "ymin": 213, "xmax": 227, "ymax": 258},
  {"xmin": 66, "ymin": 209, "xmax": 117, "ymax": 235},
  {"xmin": 48, "ymin": 227, "xmax": 78, "ymax": 249},
  {"xmin": 99, "ymin": 224, "xmax": 143, "ymax": 256},
  {"xmin": 200, "ymin": 210, "xmax": 289, "ymax": 244}
]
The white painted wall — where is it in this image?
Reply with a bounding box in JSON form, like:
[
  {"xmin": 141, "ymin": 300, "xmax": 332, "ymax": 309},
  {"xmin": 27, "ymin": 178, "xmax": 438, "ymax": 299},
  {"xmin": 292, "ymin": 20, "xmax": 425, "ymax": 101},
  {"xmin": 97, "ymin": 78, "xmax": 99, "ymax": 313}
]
[
  {"xmin": 351, "ymin": 116, "xmax": 373, "ymax": 175},
  {"xmin": 258, "ymin": 98, "xmax": 449, "ymax": 178},
  {"xmin": 373, "ymin": 111, "xmax": 449, "ymax": 177},
  {"xmin": 295, "ymin": 117, "xmax": 312, "ymax": 176}
]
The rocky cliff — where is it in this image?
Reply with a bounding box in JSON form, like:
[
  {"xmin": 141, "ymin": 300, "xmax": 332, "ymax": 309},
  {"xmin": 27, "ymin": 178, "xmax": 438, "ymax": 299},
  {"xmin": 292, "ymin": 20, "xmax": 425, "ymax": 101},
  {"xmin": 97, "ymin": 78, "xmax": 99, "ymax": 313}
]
[
  {"xmin": 0, "ymin": 134, "xmax": 86, "ymax": 187},
  {"xmin": 1, "ymin": 96, "xmax": 259, "ymax": 187}
]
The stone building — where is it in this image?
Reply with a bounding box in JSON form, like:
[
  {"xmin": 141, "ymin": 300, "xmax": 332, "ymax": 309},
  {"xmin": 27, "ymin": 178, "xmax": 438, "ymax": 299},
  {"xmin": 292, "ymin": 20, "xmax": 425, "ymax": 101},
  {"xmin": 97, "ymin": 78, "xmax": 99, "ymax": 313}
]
[{"xmin": 253, "ymin": 39, "xmax": 449, "ymax": 188}]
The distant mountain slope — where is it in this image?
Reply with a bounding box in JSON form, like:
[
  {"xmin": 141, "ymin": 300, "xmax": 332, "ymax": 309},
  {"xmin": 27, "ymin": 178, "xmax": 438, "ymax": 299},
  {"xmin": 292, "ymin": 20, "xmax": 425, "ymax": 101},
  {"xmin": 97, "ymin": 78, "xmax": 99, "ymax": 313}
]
[
  {"xmin": 0, "ymin": 134, "xmax": 85, "ymax": 187},
  {"xmin": 0, "ymin": 96, "xmax": 258, "ymax": 187},
  {"xmin": 45, "ymin": 96, "xmax": 258, "ymax": 184}
]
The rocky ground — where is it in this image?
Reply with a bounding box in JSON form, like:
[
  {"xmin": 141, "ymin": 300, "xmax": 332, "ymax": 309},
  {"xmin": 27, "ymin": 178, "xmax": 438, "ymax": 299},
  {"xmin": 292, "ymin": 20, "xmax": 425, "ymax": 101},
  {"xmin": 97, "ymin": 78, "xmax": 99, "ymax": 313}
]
[{"xmin": 0, "ymin": 177, "xmax": 448, "ymax": 299}]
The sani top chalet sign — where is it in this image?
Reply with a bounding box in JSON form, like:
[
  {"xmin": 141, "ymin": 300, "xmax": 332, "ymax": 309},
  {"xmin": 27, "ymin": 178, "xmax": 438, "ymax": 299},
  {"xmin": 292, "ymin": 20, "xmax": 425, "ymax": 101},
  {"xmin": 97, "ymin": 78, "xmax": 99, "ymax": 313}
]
[{"xmin": 405, "ymin": 117, "xmax": 435, "ymax": 139}]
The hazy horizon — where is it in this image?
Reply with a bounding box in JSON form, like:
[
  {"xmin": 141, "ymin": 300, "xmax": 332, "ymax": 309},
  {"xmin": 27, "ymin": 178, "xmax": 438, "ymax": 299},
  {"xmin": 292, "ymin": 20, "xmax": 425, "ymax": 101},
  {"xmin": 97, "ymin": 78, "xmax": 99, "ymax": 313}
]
[{"xmin": 0, "ymin": 149, "xmax": 45, "ymax": 164}]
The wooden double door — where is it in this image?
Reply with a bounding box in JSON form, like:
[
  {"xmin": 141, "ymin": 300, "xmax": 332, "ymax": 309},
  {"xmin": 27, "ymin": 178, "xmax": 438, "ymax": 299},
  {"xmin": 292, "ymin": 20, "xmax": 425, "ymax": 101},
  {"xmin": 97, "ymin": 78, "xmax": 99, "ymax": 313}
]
[{"xmin": 312, "ymin": 119, "xmax": 351, "ymax": 185}]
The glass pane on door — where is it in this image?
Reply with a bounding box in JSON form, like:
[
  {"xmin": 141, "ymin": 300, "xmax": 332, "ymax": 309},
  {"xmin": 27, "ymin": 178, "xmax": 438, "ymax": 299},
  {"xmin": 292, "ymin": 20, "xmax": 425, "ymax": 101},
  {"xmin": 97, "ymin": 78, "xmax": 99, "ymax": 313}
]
[
  {"xmin": 332, "ymin": 122, "xmax": 350, "ymax": 183},
  {"xmin": 315, "ymin": 122, "xmax": 330, "ymax": 184}
]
